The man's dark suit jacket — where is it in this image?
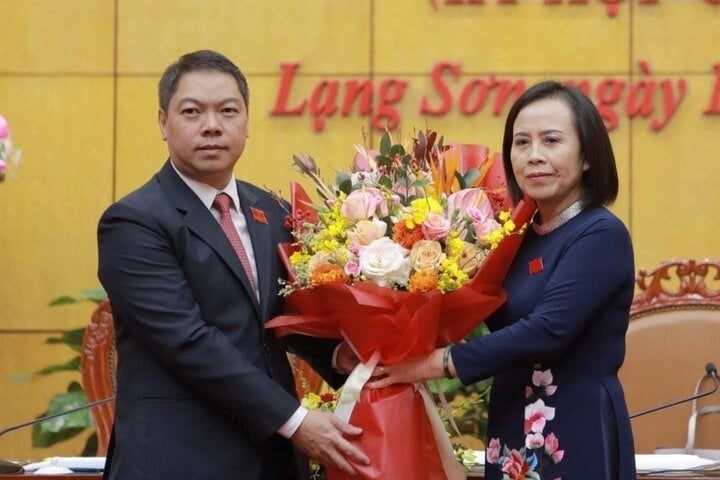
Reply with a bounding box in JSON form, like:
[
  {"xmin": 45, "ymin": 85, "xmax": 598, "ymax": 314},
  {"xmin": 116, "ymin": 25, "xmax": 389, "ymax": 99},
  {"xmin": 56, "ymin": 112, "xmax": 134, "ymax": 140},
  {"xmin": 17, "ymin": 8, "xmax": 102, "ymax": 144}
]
[{"xmin": 98, "ymin": 160, "xmax": 341, "ymax": 479}]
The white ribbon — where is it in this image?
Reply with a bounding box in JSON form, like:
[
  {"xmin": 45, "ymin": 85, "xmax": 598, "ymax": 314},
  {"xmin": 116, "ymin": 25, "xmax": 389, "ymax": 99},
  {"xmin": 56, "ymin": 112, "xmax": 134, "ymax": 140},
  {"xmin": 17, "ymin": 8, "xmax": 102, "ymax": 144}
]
[
  {"xmin": 333, "ymin": 350, "xmax": 466, "ymax": 480},
  {"xmin": 417, "ymin": 382, "xmax": 468, "ymax": 480},
  {"xmin": 431, "ymin": 379, "xmax": 463, "ymax": 438},
  {"xmin": 334, "ymin": 350, "xmax": 381, "ymax": 423}
]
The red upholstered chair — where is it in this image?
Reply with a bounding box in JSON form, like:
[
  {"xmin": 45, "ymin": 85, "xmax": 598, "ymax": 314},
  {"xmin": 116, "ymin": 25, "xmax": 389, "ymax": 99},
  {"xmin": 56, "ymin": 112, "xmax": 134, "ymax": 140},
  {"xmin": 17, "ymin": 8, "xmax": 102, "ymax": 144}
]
[
  {"xmin": 619, "ymin": 259, "xmax": 720, "ymax": 455},
  {"xmin": 80, "ymin": 300, "xmax": 325, "ymax": 455}
]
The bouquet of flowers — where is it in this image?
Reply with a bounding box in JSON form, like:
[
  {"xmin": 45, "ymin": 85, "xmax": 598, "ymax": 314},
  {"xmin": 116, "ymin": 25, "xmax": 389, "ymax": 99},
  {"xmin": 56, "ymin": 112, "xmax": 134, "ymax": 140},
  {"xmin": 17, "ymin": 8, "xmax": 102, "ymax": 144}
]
[
  {"xmin": 0, "ymin": 114, "xmax": 21, "ymax": 182},
  {"xmin": 267, "ymin": 130, "xmax": 535, "ymax": 480}
]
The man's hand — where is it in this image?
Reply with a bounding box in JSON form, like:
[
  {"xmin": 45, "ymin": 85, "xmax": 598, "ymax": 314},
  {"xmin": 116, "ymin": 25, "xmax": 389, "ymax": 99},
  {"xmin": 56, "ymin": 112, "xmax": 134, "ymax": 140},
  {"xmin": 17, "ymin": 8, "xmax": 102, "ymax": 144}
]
[
  {"xmin": 335, "ymin": 341, "xmax": 360, "ymax": 374},
  {"xmin": 291, "ymin": 410, "xmax": 370, "ymax": 474}
]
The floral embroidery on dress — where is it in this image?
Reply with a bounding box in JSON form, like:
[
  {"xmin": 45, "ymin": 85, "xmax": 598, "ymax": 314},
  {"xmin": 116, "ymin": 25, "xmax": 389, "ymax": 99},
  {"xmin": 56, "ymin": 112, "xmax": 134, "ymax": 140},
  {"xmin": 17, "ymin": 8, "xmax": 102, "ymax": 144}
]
[{"xmin": 487, "ymin": 368, "xmax": 565, "ymax": 480}]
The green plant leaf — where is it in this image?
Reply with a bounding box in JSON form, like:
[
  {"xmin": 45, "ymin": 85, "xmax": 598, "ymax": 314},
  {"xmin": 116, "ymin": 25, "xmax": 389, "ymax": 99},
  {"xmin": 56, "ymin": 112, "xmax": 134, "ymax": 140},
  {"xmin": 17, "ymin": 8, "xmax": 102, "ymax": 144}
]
[
  {"xmin": 379, "ymin": 132, "xmax": 391, "ymax": 156},
  {"xmin": 49, "ymin": 287, "xmax": 106, "ymax": 306},
  {"xmin": 33, "ymin": 356, "xmax": 80, "ymax": 376},
  {"xmin": 82, "ymin": 287, "xmax": 107, "ymax": 303},
  {"xmin": 49, "ymin": 295, "xmax": 80, "ymax": 306},
  {"xmin": 31, "ymin": 389, "xmax": 92, "ymax": 448},
  {"xmin": 462, "ymin": 168, "xmax": 481, "ymax": 188},
  {"xmin": 32, "ymin": 423, "xmax": 86, "ymax": 448},
  {"xmin": 335, "ymin": 172, "xmax": 352, "ymax": 195},
  {"xmin": 46, "ymin": 327, "xmax": 85, "ymax": 352},
  {"xmin": 454, "ymin": 171, "xmax": 466, "ymax": 190},
  {"xmin": 81, "ymin": 432, "xmax": 98, "ymax": 457}
]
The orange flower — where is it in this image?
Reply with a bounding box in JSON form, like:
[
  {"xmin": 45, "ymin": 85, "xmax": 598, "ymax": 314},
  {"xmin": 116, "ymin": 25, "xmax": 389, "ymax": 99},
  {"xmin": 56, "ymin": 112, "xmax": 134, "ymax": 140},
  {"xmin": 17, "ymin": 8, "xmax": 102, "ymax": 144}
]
[
  {"xmin": 408, "ymin": 269, "xmax": 439, "ymax": 293},
  {"xmin": 309, "ymin": 263, "xmax": 349, "ymax": 286},
  {"xmin": 392, "ymin": 222, "xmax": 424, "ymax": 249}
]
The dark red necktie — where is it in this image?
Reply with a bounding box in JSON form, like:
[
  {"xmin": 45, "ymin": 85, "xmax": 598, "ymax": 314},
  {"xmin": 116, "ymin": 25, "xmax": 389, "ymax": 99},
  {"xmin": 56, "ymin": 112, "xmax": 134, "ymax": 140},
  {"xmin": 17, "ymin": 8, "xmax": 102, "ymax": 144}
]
[{"xmin": 212, "ymin": 193, "xmax": 258, "ymax": 296}]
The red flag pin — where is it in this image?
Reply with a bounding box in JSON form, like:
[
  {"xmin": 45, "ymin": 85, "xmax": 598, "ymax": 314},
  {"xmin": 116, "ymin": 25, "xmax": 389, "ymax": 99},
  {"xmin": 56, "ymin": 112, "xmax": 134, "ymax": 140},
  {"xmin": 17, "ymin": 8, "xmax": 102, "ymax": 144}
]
[
  {"xmin": 250, "ymin": 207, "xmax": 268, "ymax": 224},
  {"xmin": 529, "ymin": 257, "xmax": 543, "ymax": 275}
]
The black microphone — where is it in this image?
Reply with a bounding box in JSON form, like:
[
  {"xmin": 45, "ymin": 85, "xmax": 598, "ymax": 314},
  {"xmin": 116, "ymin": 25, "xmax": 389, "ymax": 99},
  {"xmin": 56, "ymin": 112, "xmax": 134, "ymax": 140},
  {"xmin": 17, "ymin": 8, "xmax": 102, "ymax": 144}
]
[
  {"xmin": 630, "ymin": 363, "xmax": 718, "ymax": 419},
  {"xmin": 0, "ymin": 396, "xmax": 114, "ymax": 474}
]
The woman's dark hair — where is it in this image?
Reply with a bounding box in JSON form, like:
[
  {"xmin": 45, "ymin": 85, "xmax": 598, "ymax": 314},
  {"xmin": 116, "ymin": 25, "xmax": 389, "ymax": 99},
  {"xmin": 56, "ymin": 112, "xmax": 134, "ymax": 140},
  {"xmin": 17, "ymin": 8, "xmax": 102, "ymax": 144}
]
[
  {"xmin": 158, "ymin": 50, "xmax": 249, "ymax": 113},
  {"xmin": 502, "ymin": 81, "xmax": 618, "ymax": 208}
]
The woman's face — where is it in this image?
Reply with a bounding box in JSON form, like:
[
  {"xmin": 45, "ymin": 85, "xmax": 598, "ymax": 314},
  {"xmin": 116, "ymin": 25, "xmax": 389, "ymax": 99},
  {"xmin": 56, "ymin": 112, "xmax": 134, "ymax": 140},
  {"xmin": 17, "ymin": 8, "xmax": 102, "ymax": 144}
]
[{"xmin": 510, "ymin": 97, "xmax": 589, "ymax": 221}]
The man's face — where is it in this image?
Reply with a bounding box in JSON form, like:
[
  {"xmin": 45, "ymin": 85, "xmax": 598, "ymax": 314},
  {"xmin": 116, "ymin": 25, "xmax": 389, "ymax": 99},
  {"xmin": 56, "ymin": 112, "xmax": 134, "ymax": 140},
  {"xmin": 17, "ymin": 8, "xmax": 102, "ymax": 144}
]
[{"xmin": 158, "ymin": 70, "xmax": 248, "ymax": 189}]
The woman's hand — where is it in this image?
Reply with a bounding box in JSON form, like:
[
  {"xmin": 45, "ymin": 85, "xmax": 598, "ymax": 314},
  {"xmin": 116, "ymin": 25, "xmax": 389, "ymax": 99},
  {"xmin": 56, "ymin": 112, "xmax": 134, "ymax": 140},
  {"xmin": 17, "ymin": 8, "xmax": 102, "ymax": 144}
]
[{"xmin": 366, "ymin": 347, "xmax": 451, "ymax": 388}]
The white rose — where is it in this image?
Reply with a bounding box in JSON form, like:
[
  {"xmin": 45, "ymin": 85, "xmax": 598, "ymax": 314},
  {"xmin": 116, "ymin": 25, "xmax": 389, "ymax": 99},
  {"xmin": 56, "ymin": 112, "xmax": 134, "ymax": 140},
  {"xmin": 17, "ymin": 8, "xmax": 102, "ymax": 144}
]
[{"xmin": 358, "ymin": 238, "xmax": 410, "ymax": 287}]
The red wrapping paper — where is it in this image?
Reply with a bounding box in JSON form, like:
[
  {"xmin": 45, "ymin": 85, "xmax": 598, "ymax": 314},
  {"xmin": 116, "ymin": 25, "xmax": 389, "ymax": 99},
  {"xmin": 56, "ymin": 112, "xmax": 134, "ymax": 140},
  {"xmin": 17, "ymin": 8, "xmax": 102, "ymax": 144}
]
[
  {"xmin": 324, "ymin": 385, "xmax": 446, "ymax": 480},
  {"xmin": 267, "ymin": 195, "xmax": 535, "ymax": 479}
]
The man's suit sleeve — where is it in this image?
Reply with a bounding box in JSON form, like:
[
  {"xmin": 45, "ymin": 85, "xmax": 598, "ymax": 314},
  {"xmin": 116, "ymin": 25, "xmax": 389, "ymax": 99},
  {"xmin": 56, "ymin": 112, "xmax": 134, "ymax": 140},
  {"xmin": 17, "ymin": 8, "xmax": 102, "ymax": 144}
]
[{"xmin": 98, "ymin": 200, "xmax": 299, "ymax": 441}]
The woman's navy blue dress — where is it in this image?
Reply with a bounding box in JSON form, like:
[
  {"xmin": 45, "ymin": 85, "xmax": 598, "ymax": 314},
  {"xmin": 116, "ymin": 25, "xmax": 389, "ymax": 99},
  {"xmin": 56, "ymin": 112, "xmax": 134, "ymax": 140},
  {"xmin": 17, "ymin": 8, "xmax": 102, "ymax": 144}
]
[{"xmin": 452, "ymin": 207, "xmax": 637, "ymax": 480}]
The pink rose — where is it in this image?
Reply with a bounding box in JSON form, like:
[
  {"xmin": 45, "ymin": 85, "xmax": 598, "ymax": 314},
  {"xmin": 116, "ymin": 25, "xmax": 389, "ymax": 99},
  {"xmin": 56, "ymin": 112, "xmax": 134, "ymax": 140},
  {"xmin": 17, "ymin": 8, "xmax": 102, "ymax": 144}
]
[
  {"xmin": 0, "ymin": 115, "xmax": 9, "ymax": 141},
  {"xmin": 341, "ymin": 188, "xmax": 388, "ymax": 221},
  {"xmin": 486, "ymin": 438, "xmax": 501, "ymax": 464},
  {"xmin": 344, "ymin": 261, "xmax": 361, "ymax": 277},
  {"xmin": 421, "ymin": 212, "xmax": 451, "ymax": 240}
]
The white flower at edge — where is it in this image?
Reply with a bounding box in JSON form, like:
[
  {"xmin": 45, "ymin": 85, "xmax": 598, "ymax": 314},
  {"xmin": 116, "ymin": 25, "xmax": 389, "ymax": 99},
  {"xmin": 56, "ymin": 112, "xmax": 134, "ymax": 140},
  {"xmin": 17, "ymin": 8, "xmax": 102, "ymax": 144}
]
[{"xmin": 358, "ymin": 238, "xmax": 410, "ymax": 288}]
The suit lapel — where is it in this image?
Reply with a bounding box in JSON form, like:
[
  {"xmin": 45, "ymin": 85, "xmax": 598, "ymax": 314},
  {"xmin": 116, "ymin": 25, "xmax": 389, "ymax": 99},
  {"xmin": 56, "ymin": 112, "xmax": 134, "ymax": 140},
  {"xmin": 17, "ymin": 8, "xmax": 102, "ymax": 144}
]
[
  {"xmin": 237, "ymin": 182, "xmax": 273, "ymax": 321},
  {"xmin": 157, "ymin": 161, "xmax": 261, "ymax": 316}
]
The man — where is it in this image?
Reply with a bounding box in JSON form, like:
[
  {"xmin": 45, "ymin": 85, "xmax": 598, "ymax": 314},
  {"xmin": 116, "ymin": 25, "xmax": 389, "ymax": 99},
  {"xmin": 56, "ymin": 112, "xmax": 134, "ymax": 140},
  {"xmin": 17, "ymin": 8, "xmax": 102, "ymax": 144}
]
[{"xmin": 98, "ymin": 50, "xmax": 367, "ymax": 479}]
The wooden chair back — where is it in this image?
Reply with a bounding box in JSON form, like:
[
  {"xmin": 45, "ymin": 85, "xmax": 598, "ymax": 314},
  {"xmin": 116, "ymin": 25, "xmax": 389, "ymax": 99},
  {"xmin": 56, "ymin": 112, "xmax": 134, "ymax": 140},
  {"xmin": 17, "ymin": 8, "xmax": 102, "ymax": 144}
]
[
  {"xmin": 620, "ymin": 259, "xmax": 720, "ymax": 453},
  {"xmin": 80, "ymin": 299, "xmax": 116, "ymax": 456}
]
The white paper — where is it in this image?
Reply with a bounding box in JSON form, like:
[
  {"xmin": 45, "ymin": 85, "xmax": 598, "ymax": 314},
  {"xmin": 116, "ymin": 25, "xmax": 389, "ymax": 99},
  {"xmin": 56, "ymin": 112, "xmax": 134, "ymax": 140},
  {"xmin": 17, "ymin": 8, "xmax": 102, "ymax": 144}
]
[{"xmin": 23, "ymin": 456, "xmax": 105, "ymax": 472}]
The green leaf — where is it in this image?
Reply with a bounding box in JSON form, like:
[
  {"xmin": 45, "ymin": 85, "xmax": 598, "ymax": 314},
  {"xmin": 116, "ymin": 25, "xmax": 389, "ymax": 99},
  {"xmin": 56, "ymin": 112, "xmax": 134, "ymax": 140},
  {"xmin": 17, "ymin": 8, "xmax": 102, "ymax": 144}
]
[
  {"xmin": 82, "ymin": 287, "xmax": 107, "ymax": 303},
  {"xmin": 454, "ymin": 171, "xmax": 466, "ymax": 190},
  {"xmin": 66, "ymin": 381, "xmax": 84, "ymax": 392},
  {"xmin": 430, "ymin": 377, "xmax": 464, "ymax": 396},
  {"xmin": 31, "ymin": 389, "xmax": 92, "ymax": 448},
  {"xmin": 81, "ymin": 432, "xmax": 98, "ymax": 457},
  {"xmin": 378, "ymin": 176, "xmax": 393, "ymax": 190},
  {"xmin": 376, "ymin": 155, "xmax": 391, "ymax": 169},
  {"xmin": 46, "ymin": 327, "xmax": 85, "ymax": 352},
  {"xmin": 33, "ymin": 356, "xmax": 80, "ymax": 376},
  {"xmin": 462, "ymin": 169, "xmax": 481, "ymax": 188},
  {"xmin": 49, "ymin": 295, "xmax": 80, "ymax": 306},
  {"xmin": 389, "ymin": 144, "xmax": 404, "ymax": 156},
  {"xmin": 335, "ymin": 172, "xmax": 352, "ymax": 195},
  {"xmin": 32, "ymin": 423, "xmax": 86, "ymax": 448},
  {"xmin": 379, "ymin": 132, "xmax": 391, "ymax": 156},
  {"xmin": 49, "ymin": 286, "xmax": 106, "ymax": 306},
  {"xmin": 337, "ymin": 178, "xmax": 352, "ymax": 195}
]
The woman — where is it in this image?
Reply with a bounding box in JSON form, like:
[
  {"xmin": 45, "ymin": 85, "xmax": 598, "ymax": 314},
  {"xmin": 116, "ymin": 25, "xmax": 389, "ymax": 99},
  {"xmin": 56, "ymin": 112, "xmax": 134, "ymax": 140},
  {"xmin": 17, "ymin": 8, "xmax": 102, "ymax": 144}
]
[{"xmin": 369, "ymin": 81, "xmax": 636, "ymax": 479}]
